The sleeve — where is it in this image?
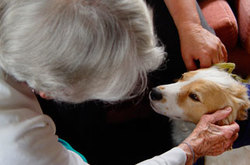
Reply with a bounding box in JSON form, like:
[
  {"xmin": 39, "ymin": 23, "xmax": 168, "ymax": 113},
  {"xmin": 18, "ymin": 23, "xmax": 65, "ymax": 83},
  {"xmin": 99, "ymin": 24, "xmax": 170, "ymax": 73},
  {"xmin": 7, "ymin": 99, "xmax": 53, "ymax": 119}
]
[
  {"xmin": 0, "ymin": 72, "xmax": 88, "ymax": 165},
  {"xmin": 136, "ymin": 147, "xmax": 187, "ymax": 165}
]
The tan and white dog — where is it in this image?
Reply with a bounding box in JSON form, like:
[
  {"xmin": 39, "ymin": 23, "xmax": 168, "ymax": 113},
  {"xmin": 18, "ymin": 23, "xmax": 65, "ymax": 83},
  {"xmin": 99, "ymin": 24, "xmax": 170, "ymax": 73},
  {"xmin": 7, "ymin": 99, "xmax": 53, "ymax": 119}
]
[{"xmin": 149, "ymin": 65, "xmax": 250, "ymax": 165}]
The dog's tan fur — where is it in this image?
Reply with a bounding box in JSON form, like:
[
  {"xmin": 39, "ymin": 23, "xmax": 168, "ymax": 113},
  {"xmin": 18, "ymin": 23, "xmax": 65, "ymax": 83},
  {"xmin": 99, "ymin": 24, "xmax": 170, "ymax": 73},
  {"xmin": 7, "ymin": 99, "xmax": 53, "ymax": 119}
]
[
  {"xmin": 177, "ymin": 77, "xmax": 248, "ymax": 124},
  {"xmin": 151, "ymin": 67, "xmax": 249, "ymax": 125},
  {"xmin": 150, "ymin": 66, "xmax": 250, "ymax": 165}
]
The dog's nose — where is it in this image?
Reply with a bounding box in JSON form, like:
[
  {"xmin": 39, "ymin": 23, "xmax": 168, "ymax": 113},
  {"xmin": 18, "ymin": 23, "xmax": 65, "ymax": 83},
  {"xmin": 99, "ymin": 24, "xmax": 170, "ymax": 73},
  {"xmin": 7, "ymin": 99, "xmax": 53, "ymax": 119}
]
[{"xmin": 150, "ymin": 88, "xmax": 163, "ymax": 101}]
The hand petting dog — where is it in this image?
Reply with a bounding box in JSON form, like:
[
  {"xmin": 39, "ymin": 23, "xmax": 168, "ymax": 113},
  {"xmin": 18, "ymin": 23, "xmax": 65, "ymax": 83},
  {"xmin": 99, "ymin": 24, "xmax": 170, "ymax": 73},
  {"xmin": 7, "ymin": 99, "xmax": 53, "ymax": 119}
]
[
  {"xmin": 179, "ymin": 25, "xmax": 228, "ymax": 70},
  {"xmin": 178, "ymin": 107, "xmax": 239, "ymax": 165}
]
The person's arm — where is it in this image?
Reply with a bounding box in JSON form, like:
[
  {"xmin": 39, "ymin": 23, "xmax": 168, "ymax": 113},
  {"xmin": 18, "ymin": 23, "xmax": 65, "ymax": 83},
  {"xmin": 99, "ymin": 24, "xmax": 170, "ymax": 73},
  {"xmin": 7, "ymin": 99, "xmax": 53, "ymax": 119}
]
[
  {"xmin": 163, "ymin": 0, "xmax": 227, "ymax": 70},
  {"xmin": 136, "ymin": 147, "xmax": 187, "ymax": 165},
  {"xmin": 137, "ymin": 107, "xmax": 239, "ymax": 165},
  {"xmin": 179, "ymin": 107, "xmax": 239, "ymax": 165},
  {"xmin": 0, "ymin": 72, "xmax": 87, "ymax": 165},
  {"xmin": 164, "ymin": 0, "xmax": 200, "ymax": 30}
]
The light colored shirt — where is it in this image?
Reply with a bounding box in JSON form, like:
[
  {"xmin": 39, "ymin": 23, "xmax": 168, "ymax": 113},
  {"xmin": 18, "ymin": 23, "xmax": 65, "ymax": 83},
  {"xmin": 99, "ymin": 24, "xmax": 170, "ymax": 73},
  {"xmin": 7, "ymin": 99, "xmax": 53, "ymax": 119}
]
[
  {"xmin": 0, "ymin": 70, "xmax": 187, "ymax": 165},
  {"xmin": 0, "ymin": 70, "xmax": 87, "ymax": 165},
  {"xmin": 137, "ymin": 147, "xmax": 186, "ymax": 165}
]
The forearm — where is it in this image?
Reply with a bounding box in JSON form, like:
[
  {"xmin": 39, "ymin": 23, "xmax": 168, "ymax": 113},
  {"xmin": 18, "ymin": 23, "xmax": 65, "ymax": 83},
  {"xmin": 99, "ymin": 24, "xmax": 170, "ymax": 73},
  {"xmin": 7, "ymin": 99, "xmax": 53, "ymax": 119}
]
[
  {"xmin": 137, "ymin": 147, "xmax": 187, "ymax": 165},
  {"xmin": 163, "ymin": 0, "xmax": 202, "ymax": 33}
]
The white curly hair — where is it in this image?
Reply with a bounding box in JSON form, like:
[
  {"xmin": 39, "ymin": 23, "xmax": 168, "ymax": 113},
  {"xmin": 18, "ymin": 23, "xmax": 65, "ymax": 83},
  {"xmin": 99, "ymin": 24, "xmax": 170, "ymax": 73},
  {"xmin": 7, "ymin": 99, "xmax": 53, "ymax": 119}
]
[{"xmin": 0, "ymin": 0, "xmax": 165, "ymax": 103}]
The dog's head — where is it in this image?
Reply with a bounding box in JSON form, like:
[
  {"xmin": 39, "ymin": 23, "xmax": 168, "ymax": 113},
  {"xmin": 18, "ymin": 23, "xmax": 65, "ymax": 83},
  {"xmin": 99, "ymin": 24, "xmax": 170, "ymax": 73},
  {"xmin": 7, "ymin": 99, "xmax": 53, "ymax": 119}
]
[{"xmin": 150, "ymin": 66, "xmax": 250, "ymax": 124}]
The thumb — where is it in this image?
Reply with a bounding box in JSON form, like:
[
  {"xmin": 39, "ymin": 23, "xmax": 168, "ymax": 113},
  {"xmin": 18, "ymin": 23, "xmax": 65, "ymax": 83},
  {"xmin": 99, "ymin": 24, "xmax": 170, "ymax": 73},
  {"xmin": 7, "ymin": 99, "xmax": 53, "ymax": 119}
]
[{"xmin": 208, "ymin": 107, "xmax": 232, "ymax": 123}]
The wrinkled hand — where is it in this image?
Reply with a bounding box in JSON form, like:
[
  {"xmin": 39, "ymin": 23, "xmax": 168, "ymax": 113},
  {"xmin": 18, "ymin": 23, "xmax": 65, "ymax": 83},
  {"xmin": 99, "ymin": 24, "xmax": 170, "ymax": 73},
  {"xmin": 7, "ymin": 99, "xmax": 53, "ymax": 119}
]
[
  {"xmin": 179, "ymin": 107, "xmax": 239, "ymax": 164},
  {"xmin": 179, "ymin": 24, "xmax": 228, "ymax": 70}
]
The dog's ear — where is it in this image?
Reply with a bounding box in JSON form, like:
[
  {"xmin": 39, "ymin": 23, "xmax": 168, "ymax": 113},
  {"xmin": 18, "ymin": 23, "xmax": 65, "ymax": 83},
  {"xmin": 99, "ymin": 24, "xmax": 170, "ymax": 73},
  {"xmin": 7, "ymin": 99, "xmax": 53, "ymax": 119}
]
[
  {"xmin": 237, "ymin": 101, "xmax": 249, "ymax": 120},
  {"xmin": 228, "ymin": 84, "xmax": 250, "ymax": 121},
  {"xmin": 236, "ymin": 92, "xmax": 249, "ymax": 120}
]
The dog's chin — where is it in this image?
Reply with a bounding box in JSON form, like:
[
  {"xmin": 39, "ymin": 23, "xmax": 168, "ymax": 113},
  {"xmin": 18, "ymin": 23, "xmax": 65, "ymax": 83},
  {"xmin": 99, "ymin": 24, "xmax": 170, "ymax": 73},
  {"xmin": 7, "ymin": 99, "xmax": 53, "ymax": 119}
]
[
  {"xmin": 150, "ymin": 103, "xmax": 184, "ymax": 120},
  {"xmin": 150, "ymin": 102, "xmax": 162, "ymax": 114},
  {"xmin": 168, "ymin": 115, "xmax": 183, "ymax": 120}
]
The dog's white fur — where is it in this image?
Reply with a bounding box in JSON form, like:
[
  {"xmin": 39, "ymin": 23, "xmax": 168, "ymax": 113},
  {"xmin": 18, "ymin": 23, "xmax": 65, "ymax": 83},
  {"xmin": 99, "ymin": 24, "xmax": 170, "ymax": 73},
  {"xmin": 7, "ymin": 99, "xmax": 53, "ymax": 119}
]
[{"xmin": 150, "ymin": 66, "xmax": 250, "ymax": 165}]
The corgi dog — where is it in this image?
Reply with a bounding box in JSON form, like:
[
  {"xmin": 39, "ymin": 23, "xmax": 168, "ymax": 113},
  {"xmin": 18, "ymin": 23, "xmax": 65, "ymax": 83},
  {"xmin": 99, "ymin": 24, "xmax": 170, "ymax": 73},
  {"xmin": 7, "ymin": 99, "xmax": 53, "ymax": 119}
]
[{"xmin": 149, "ymin": 65, "xmax": 250, "ymax": 165}]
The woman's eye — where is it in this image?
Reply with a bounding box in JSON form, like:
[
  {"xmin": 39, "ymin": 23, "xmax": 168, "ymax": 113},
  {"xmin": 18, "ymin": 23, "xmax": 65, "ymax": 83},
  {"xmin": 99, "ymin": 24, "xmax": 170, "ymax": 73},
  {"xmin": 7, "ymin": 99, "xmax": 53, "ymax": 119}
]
[{"xmin": 189, "ymin": 93, "xmax": 200, "ymax": 102}]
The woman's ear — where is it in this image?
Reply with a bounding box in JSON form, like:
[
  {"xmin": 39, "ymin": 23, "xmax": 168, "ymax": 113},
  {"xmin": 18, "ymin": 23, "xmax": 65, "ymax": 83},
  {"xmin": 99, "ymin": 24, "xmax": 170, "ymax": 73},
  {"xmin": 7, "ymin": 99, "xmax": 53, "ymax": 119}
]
[{"xmin": 38, "ymin": 92, "xmax": 52, "ymax": 100}]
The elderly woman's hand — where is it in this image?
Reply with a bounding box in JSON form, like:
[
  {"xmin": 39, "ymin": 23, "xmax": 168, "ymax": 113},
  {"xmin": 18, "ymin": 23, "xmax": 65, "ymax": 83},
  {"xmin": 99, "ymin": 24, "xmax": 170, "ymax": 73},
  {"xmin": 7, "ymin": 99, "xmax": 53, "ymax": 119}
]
[
  {"xmin": 178, "ymin": 107, "xmax": 239, "ymax": 165},
  {"xmin": 179, "ymin": 24, "xmax": 228, "ymax": 70}
]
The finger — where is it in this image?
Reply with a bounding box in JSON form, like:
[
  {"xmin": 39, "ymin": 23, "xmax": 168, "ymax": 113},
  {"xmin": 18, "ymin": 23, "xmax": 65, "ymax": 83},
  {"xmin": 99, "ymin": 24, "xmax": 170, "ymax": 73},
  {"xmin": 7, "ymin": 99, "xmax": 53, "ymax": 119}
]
[
  {"xmin": 224, "ymin": 122, "xmax": 240, "ymax": 134},
  {"xmin": 184, "ymin": 58, "xmax": 198, "ymax": 71},
  {"xmin": 216, "ymin": 45, "xmax": 224, "ymax": 63},
  {"xmin": 208, "ymin": 143, "xmax": 227, "ymax": 156},
  {"xmin": 199, "ymin": 55, "xmax": 212, "ymax": 68},
  {"xmin": 225, "ymin": 133, "xmax": 238, "ymax": 151},
  {"xmin": 212, "ymin": 50, "xmax": 220, "ymax": 64},
  {"xmin": 221, "ymin": 43, "xmax": 228, "ymax": 62},
  {"xmin": 231, "ymin": 132, "xmax": 239, "ymax": 143},
  {"xmin": 220, "ymin": 122, "xmax": 240, "ymax": 139},
  {"xmin": 216, "ymin": 44, "xmax": 223, "ymax": 63},
  {"xmin": 224, "ymin": 133, "xmax": 238, "ymax": 150},
  {"xmin": 207, "ymin": 107, "xmax": 232, "ymax": 123}
]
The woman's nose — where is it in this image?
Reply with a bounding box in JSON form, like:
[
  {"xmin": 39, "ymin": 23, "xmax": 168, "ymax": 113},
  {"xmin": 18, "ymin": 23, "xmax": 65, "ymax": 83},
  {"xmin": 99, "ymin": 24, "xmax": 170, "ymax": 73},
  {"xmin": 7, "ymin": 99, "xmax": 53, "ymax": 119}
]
[{"xmin": 150, "ymin": 88, "xmax": 163, "ymax": 101}]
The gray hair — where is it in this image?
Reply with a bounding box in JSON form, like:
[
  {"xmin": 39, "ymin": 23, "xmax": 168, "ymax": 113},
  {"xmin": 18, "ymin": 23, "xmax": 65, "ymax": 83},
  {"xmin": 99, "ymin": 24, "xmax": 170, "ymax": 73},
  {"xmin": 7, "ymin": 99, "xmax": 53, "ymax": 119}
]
[{"xmin": 0, "ymin": 0, "xmax": 165, "ymax": 103}]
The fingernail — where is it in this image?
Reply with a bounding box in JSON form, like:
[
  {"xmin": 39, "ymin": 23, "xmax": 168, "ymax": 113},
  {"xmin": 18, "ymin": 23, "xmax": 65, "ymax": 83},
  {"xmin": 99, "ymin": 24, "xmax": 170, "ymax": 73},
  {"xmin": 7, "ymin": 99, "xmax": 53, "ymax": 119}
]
[{"xmin": 225, "ymin": 107, "xmax": 232, "ymax": 111}]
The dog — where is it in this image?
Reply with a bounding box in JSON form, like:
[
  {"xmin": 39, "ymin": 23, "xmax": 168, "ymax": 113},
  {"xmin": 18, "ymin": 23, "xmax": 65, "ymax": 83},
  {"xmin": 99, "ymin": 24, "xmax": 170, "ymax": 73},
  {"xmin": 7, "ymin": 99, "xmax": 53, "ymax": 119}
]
[{"xmin": 149, "ymin": 65, "xmax": 250, "ymax": 165}]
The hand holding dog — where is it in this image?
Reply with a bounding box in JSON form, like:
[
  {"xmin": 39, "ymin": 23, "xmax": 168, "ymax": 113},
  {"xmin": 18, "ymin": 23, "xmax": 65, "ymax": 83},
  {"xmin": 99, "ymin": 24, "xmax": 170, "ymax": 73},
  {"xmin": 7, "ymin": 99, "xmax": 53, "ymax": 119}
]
[
  {"xmin": 178, "ymin": 107, "xmax": 239, "ymax": 165},
  {"xmin": 179, "ymin": 24, "xmax": 228, "ymax": 70}
]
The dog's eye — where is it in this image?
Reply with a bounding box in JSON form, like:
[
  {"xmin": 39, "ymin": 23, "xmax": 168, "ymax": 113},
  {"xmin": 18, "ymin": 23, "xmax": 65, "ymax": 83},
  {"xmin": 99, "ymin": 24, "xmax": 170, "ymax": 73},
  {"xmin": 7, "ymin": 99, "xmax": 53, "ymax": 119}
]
[{"xmin": 189, "ymin": 93, "xmax": 200, "ymax": 102}]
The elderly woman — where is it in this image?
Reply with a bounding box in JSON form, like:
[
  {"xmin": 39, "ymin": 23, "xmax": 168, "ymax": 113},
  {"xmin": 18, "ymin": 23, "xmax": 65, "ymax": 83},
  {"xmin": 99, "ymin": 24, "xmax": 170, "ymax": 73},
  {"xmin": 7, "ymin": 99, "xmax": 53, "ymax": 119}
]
[{"xmin": 0, "ymin": 0, "xmax": 238, "ymax": 165}]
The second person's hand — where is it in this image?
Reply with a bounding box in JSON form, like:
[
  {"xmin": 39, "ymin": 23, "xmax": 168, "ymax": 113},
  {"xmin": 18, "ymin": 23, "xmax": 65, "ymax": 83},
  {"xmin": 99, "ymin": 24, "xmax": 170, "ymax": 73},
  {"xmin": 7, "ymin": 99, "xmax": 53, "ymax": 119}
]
[{"xmin": 179, "ymin": 24, "xmax": 228, "ymax": 70}]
